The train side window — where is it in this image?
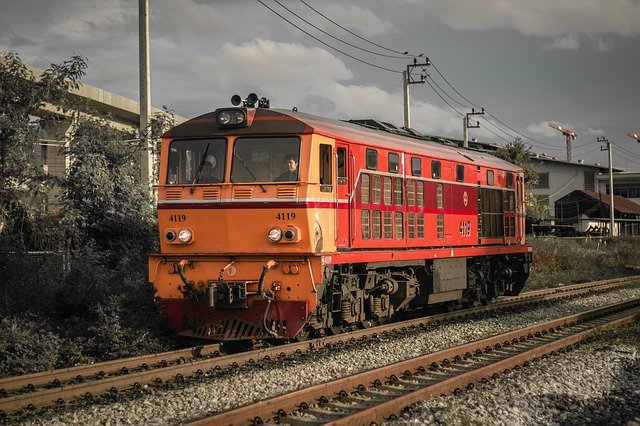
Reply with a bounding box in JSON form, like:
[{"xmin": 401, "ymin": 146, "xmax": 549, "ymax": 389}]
[
  {"xmin": 337, "ymin": 148, "xmax": 346, "ymax": 185},
  {"xmin": 361, "ymin": 173, "xmax": 370, "ymax": 203},
  {"xmin": 366, "ymin": 148, "xmax": 378, "ymax": 170},
  {"xmin": 431, "ymin": 160, "xmax": 441, "ymax": 179},
  {"xmin": 372, "ymin": 210, "xmax": 382, "ymax": 239},
  {"xmin": 487, "ymin": 170, "xmax": 494, "ymax": 186},
  {"xmin": 506, "ymin": 173, "xmax": 514, "ymax": 188},
  {"xmin": 417, "ymin": 213, "xmax": 424, "ymax": 238},
  {"xmin": 416, "ymin": 181, "xmax": 424, "ymax": 207},
  {"xmin": 436, "ymin": 183, "xmax": 444, "ymax": 209},
  {"xmin": 437, "ymin": 214, "xmax": 444, "ymax": 239},
  {"xmin": 408, "ymin": 212, "xmax": 415, "ymax": 238},
  {"xmin": 411, "ymin": 157, "xmax": 421, "ymax": 176},
  {"xmin": 372, "ymin": 175, "xmax": 381, "ymax": 204},
  {"xmin": 407, "ymin": 179, "xmax": 415, "ymax": 206},
  {"xmin": 319, "ymin": 144, "xmax": 333, "ymax": 192},
  {"xmin": 393, "ymin": 178, "xmax": 402, "ymax": 205},
  {"xmin": 456, "ymin": 165, "xmax": 465, "ymax": 182},
  {"xmin": 361, "ymin": 209, "xmax": 370, "ymax": 239},
  {"xmin": 384, "ymin": 211, "xmax": 392, "ymax": 238},
  {"xmin": 395, "ymin": 212, "xmax": 403, "ymax": 239},
  {"xmin": 388, "ymin": 152, "xmax": 399, "ymax": 173},
  {"xmin": 383, "ymin": 177, "xmax": 392, "ymax": 205}
]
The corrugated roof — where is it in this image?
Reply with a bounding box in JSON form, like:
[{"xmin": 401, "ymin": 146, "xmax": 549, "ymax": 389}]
[{"xmin": 582, "ymin": 190, "xmax": 640, "ymax": 214}]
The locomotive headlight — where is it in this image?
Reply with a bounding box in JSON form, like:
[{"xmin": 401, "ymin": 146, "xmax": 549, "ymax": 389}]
[
  {"xmin": 165, "ymin": 230, "xmax": 176, "ymax": 242},
  {"xmin": 178, "ymin": 229, "xmax": 193, "ymax": 244},
  {"xmin": 216, "ymin": 108, "xmax": 247, "ymax": 127},
  {"xmin": 268, "ymin": 227, "xmax": 282, "ymax": 243},
  {"xmin": 283, "ymin": 227, "xmax": 297, "ymax": 241},
  {"xmin": 217, "ymin": 110, "xmax": 232, "ymax": 125}
]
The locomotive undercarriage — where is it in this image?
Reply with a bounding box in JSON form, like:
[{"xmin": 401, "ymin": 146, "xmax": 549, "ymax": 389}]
[{"xmin": 306, "ymin": 253, "xmax": 531, "ymax": 336}]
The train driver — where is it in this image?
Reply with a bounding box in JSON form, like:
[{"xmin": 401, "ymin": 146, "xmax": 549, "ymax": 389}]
[
  {"xmin": 275, "ymin": 153, "xmax": 298, "ymax": 181},
  {"xmin": 199, "ymin": 161, "xmax": 220, "ymax": 183}
]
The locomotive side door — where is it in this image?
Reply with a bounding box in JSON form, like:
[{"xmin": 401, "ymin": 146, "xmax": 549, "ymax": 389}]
[{"xmin": 336, "ymin": 143, "xmax": 353, "ymax": 248}]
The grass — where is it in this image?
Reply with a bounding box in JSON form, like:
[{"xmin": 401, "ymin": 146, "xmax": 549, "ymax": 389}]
[{"xmin": 526, "ymin": 236, "xmax": 640, "ymax": 290}]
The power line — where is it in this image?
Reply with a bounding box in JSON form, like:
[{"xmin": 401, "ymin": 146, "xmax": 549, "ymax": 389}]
[
  {"xmin": 272, "ymin": 0, "xmax": 408, "ymax": 59},
  {"xmin": 429, "ymin": 60, "xmax": 561, "ymax": 149},
  {"xmin": 256, "ymin": 0, "xmax": 401, "ymax": 74},
  {"xmin": 298, "ymin": 0, "xmax": 423, "ymax": 58}
]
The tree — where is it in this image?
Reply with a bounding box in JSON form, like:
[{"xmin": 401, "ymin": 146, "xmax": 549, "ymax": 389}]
[
  {"xmin": 0, "ymin": 51, "xmax": 87, "ymax": 249},
  {"xmin": 494, "ymin": 138, "xmax": 546, "ymax": 221}
]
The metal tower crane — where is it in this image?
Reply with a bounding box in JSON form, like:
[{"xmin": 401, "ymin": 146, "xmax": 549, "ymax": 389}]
[
  {"xmin": 628, "ymin": 132, "xmax": 640, "ymax": 142},
  {"xmin": 548, "ymin": 122, "xmax": 576, "ymax": 162}
]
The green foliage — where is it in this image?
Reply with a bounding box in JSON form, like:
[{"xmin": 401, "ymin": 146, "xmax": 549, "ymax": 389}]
[
  {"xmin": 0, "ymin": 52, "xmax": 177, "ymax": 377},
  {"xmin": 527, "ymin": 236, "xmax": 640, "ymax": 289},
  {"xmin": 59, "ymin": 114, "xmax": 157, "ymax": 267},
  {"xmin": 0, "ymin": 51, "xmax": 87, "ymax": 249},
  {"xmin": 0, "ymin": 313, "xmax": 64, "ymax": 376},
  {"xmin": 494, "ymin": 138, "xmax": 546, "ymax": 221}
]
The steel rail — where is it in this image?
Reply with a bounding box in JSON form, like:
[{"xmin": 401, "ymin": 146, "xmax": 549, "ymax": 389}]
[
  {"xmin": 0, "ymin": 343, "xmax": 221, "ymax": 397},
  {"xmin": 1, "ymin": 275, "xmax": 638, "ymax": 417},
  {"xmin": 186, "ymin": 297, "xmax": 640, "ymax": 425}
]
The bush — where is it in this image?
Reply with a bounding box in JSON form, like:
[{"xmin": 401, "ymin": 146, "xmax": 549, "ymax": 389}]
[
  {"xmin": 0, "ymin": 313, "xmax": 65, "ymax": 377},
  {"xmin": 526, "ymin": 236, "xmax": 640, "ymax": 289}
]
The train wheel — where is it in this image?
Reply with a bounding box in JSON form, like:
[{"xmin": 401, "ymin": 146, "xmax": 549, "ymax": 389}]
[
  {"xmin": 357, "ymin": 320, "xmax": 373, "ymax": 329},
  {"xmin": 326, "ymin": 325, "xmax": 343, "ymax": 335},
  {"xmin": 293, "ymin": 327, "xmax": 310, "ymax": 342}
]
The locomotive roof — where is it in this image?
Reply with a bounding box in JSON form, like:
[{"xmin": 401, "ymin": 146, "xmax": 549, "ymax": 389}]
[{"xmin": 165, "ymin": 107, "xmax": 521, "ymax": 172}]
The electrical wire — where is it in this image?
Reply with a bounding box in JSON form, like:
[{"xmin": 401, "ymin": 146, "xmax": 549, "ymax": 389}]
[
  {"xmin": 272, "ymin": 0, "xmax": 408, "ymax": 59},
  {"xmin": 256, "ymin": 0, "xmax": 402, "ymax": 74},
  {"xmin": 298, "ymin": 0, "xmax": 423, "ymax": 58}
]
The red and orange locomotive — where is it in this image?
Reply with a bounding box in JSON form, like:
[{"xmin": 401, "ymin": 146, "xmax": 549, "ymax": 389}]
[{"xmin": 148, "ymin": 94, "xmax": 532, "ymax": 341}]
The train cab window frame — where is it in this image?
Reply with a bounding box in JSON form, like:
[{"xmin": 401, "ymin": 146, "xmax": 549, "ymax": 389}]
[
  {"xmin": 388, "ymin": 152, "xmax": 400, "ymax": 173},
  {"xmin": 167, "ymin": 138, "xmax": 227, "ymax": 185},
  {"xmin": 230, "ymin": 136, "xmax": 300, "ymax": 183},
  {"xmin": 366, "ymin": 148, "xmax": 378, "ymax": 170},
  {"xmin": 411, "ymin": 157, "xmax": 422, "ymax": 176},
  {"xmin": 506, "ymin": 173, "xmax": 514, "ymax": 188},
  {"xmin": 487, "ymin": 170, "xmax": 494, "ymax": 186},
  {"xmin": 319, "ymin": 143, "xmax": 333, "ymax": 192},
  {"xmin": 337, "ymin": 147, "xmax": 347, "ymax": 185},
  {"xmin": 431, "ymin": 160, "xmax": 441, "ymax": 179},
  {"xmin": 456, "ymin": 164, "xmax": 465, "ymax": 182}
]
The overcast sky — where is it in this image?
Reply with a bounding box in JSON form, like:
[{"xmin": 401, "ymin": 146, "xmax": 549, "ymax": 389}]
[{"xmin": 1, "ymin": 0, "xmax": 639, "ymax": 169}]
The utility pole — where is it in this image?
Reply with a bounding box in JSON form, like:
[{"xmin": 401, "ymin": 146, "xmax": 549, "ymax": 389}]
[
  {"xmin": 403, "ymin": 58, "xmax": 430, "ymax": 129},
  {"xmin": 139, "ymin": 0, "xmax": 153, "ymax": 195},
  {"xmin": 463, "ymin": 108, "xmax": 484, "ymax": 148},
  {"xmin": 599, "ymin": 136, "xmax": 615, "ymax": 237}
]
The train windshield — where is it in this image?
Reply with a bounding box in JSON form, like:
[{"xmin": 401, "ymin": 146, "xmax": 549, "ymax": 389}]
[
  {"xmin": 231, "ymin": 137, "xmax": 301, "ymax": 183},
  {"xmin": 167, "ymin": 138, "xmax": 226, "ymax": 184}
]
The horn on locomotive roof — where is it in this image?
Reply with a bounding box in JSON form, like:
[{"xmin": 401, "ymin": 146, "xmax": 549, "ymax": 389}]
[{"xmin": 230, "ymin": 93, "xmax": 270, "ymax": 109}]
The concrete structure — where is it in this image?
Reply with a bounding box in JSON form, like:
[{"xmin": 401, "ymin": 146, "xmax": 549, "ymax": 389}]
[
  {"xmin": 597, "ymin": 171, "xmax": 640, "ymax": 204},
  {"xmin": 24, "ymin": 64, "xmax": 186, "ymax": 207}
]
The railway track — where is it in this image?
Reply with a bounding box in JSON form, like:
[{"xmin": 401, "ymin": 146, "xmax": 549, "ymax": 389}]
[
  {"xmin": 188, "ymin": 297, "xmax": 640, "ymax": 425},
  {"xmin": 1, "ymin": 275, "xmax": 638, "ymax": 418}
]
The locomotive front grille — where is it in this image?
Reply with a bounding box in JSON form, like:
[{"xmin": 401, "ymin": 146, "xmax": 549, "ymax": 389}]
[
  {"xmin": 202, "ymin": 187, "xmax": 221, "ymax": 200},
  {"xmin": 277, "ymin": 187, "xmax": 297, "ymax": 198},
  {"xmin": 233, "ymin": 187, "xmax": 253, "ymax": 199},
  {"xmin": 165, "ymin": 187, "xmax": 182, "ymax": 200}
]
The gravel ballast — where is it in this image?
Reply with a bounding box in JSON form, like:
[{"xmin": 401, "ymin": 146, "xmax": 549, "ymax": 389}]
[{"xmin": 19, "ymin": 286, "xmax": 640, "ymax": 425}]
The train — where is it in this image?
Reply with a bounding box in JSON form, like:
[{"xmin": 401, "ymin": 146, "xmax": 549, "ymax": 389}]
[{"xmin": 148, "ymin": 94, "xmax": 532, "ymax": 342}]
